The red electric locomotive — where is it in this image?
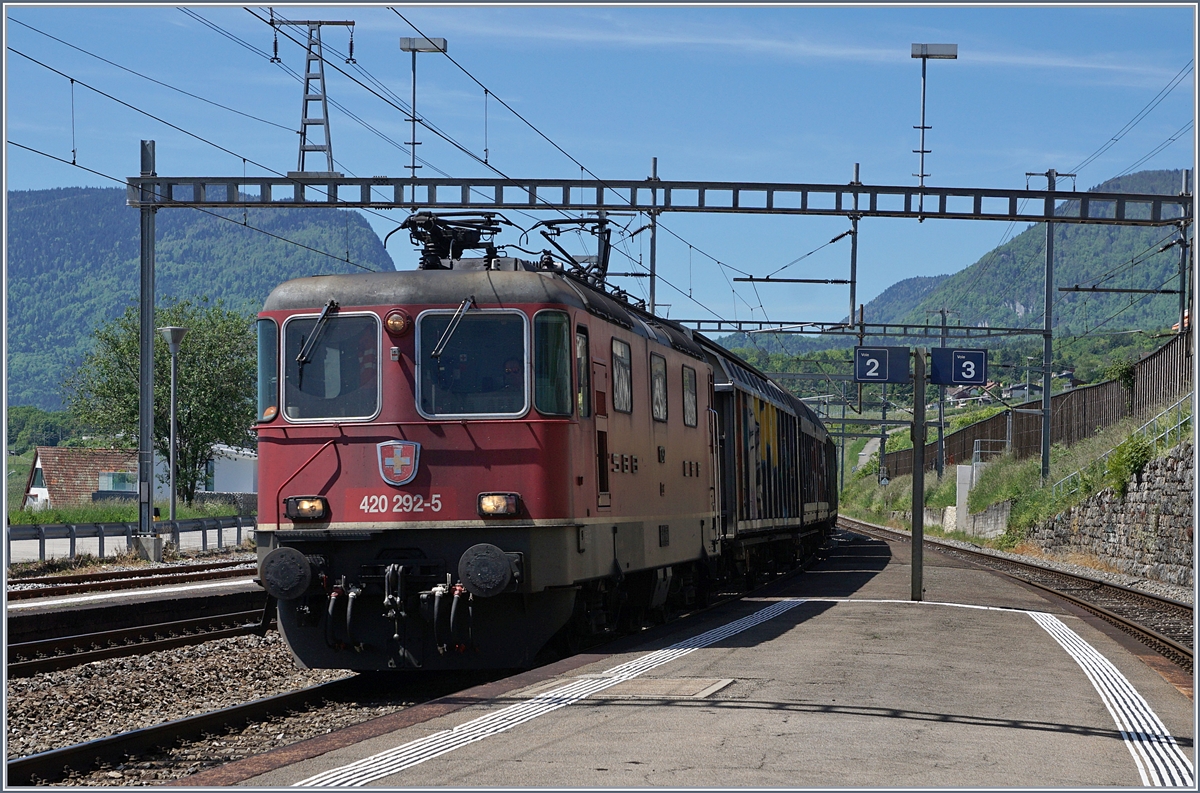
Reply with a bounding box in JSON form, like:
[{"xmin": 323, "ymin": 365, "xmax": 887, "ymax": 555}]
[{"xmin": 254, "ymin": 213, "xmax": 837, "ymax": 671}]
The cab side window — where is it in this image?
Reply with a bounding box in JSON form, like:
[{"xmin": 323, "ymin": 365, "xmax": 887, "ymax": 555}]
[
  {"xmin": 576, "ymin": 327, "xmax": 591, "ymax": 418},
  {"xmin": 683, "ymin": 365, "xmax": 698, "ymax": 427},
  {"xmin": 651, "ymin": 354, "xmax": 668, "ymax": 422},
  {"xmin": 611, "ymin": 338, "xmax": 632, "ymax": 413}
]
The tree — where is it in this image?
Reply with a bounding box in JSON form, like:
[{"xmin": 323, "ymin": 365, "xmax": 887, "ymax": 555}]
[
  {"xmin": 7, "ymin": 406, "xmax": 76, "ymax": 454},
  {"xmin": 64, "ymin": 298, "xmax": 256, "ymax": 503}
]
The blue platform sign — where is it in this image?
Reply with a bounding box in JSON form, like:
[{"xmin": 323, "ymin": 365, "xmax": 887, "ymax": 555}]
[
  {"xmin": 854, "ymin": 347, "xmax": 911, "ymax": 383},
  {"xmin": 930, "ymin": 348, "xmax": 988, "ymax": 386}
]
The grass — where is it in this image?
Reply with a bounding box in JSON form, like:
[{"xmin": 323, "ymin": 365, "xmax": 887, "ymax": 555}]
[
  {"xmin": 845, "ymin": 435, "xmax": 870, "ymax": 472},
  {"xmin": 6, "ymin": 450, "xmax": 34, "ymax": 509},
  {"xmin": 7, "ymin": 498, "xmax": 246, "ymax": 526},
  {"xmin": 839, "ymin": 395, "xmax": 1191, "ymax": 552},
  {"xmin": 6, "ymin": 536, "xmax": 257, "ymax": 579}
]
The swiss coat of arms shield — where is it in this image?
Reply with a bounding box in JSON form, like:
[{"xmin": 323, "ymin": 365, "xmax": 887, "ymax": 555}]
[{"xmin": 377, "ymin": 440, "xmax": 420, "ymax": 486}]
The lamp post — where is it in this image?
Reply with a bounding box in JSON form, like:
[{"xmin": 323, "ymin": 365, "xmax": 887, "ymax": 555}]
[
  {"xmin": 911, "ymin": 43, "xmax": 958, "ymax": 218},
  {"xmin": 400, "ymin": 37, "xmax": 448, "ymax": 180},
  {"xmin": 159, "ymin": 326, "xmax": 188, "ymax": 521}
]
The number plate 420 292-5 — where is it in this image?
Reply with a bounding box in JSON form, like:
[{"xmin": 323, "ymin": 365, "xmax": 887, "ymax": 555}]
[{"xmin": 346, "ymin": 488, "xmax": 452, "ymax": 517}]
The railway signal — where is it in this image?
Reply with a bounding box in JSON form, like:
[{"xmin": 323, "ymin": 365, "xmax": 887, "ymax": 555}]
[
  {"xmin": 854, "ymin": 346, "xmax": 912, "ymax": 383},
  {"xmin": 930, "ymin": 348, "xmax": 987, "ymax": 386}
]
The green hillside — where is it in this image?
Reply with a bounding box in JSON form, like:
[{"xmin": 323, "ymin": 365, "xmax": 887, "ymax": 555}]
[{"xmin": 7, "ymin": 187, "xmax": 396, "ymax": 410}]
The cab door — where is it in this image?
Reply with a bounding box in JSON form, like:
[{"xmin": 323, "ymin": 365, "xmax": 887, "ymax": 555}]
[{"xmin": 592, "ymin": 358, "xmax": 610, "ymax": 508}]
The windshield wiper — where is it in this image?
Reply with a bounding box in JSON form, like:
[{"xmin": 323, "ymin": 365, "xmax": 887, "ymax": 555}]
[
  {"xmin": 296, "ymin": 299, "xmax": 339, "ymax": 365},
  {"xmin": 431, "ymin": 295, "xmax": 476, "ymax": 359}
]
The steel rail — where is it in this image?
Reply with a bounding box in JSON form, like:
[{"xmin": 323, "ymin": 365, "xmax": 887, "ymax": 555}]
[
  {"xmin": 9, "ymin": 559, "xmax": 251, "ymax": 587},
  {"xmin": 837, "ymin": 516, "xmax": 1193, "ymax": 671},
  {"xmin": 6, "ymin": 566, "xmax": 256, "ymax": 601},
  {"xmin": 4, "ymin": 678, "xmax": 357, "ymax": 786},
  {"xmin": 7, "ymin": 611, "xmax": 273, "ymax": 677}
]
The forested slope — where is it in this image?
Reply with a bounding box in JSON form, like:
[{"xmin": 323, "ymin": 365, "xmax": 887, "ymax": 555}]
[{"xmin": 7, "ymin": 186, "xmax": 395, "ymax": 409}]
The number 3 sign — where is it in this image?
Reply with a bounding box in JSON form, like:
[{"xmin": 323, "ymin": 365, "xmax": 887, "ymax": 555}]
[{"xmin": 930, "ymin": 348, "xmax": 988, "ymax": 386}]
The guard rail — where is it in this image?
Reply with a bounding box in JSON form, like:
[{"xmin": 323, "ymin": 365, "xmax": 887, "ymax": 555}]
[{"xmin": 5, "ymin": 515, "xmax": 256, "ymax": 564}]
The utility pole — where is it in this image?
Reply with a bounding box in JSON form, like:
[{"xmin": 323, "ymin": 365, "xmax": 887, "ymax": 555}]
[
  {"xmin": 849, "ymin": 163, "xmax": 861, "ymax": 322},
  {"xmin": 1028, "ymin": 168, "xmax": 1072, "ymax": 480},
  {"xmin": 925, "ymin": 308, "xmax": 955, "ymax": 477},
  {"xmin": 1179, "ymin": 169, "xmax": 1191, "ymax": 335},
  {"xmin": 911, "ymin": 44, "xmax": 958, "ymax": 220},
  {"xmin": 138, "ymin": 140, "xmax": 156, "ymax": 539},
  {"xmin": 649, "ymin": 157, "xmax": 659, "ymax": 315},
  {"xmin": 878, "ymin": 384, "xmax": 889, "ymax": 485},
  {"xmin": 911, "ymin": 349, "xmax": 926, "ymax": 601}
]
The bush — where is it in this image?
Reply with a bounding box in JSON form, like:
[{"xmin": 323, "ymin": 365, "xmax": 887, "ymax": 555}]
[{"xmin": 1106, "ymin": 435, "xmax": 1153, "ymax": 497}]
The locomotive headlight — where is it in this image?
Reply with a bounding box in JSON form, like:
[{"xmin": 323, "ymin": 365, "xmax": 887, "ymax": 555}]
[
  {"xmin": 477, "ymin": 492, "xmax": 520, "ymax": 516},
  {"xmin": 385, "ymin": 309, "xmax": 412, "ymax": 336},
  {"xmin": 284, "ymin": 496, "xmax": 328, "ymax": 520}
]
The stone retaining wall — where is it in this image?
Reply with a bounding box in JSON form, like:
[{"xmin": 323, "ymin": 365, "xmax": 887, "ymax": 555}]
[{"xmin": 1025, "ymin": 442, "xmax": 1194, "ymax": 586}]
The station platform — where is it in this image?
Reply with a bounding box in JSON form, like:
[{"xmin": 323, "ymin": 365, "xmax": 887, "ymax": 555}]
[
  {"xmin": 185, "ymin": 528, "xmax": 1194, "ymax": 788},
  {"xmin": 6, "ymin": 578, "xmax": 264, "ymax": 642}
]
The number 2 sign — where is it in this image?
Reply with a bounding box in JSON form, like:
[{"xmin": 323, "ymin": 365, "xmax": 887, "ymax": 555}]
[{"xmin": 854, "ymin": 347, "xmax": 912, "ymax": 384}]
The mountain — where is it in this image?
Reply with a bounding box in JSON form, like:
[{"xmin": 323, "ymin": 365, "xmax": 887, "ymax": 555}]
[
  {"xmin": 716, "ymin": 169, "xmax": 1189, "ymax": 355},
  {"xmin": 846, "ymin": 274, "xmax": 951, "ymax": 325},
  {"xmin": 6, "ymin": 187, "xmax": 396, "ymax": 410},
  {"xmin": 880, "ymin": 169, "xmax": 1190, "ymax": 333}
]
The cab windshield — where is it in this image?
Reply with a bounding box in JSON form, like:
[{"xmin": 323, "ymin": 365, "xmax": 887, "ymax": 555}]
[
  {"xmin": 283, "ymin": 314, "xmax": 379, "ymax": 420},
  {"xmin": 418, "ymin": 312, "xmax": 527, "ymax": 416}
]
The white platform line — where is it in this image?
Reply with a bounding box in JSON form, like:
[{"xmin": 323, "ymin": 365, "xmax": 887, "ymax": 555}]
[
  {"xmin": 295, "ymin": 598, "xmax": 806, "ymax": 787},
  {"xmin": 5, "ymin": 578, "xmax": 257, "ymax": 610},
  {"xmin": 1029, "ymin": 611, "xmax": 1194, "ymax": 787}
]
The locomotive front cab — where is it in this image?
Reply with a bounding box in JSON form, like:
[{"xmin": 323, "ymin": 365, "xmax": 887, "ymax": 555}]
[{"xmin": 254, "ymin": 271, "xmax": 586, "ymax": 671}]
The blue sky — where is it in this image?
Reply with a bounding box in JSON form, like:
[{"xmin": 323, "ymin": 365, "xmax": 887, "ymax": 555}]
[{"xmin": 5, "ymin": 3, "xmax": 1196, "ymax": 325}]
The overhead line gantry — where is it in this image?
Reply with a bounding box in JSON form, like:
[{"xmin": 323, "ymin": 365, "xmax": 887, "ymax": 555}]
[{"xmin": 126, "ymin": 152, "xmax": 1193, "ymax": 539}]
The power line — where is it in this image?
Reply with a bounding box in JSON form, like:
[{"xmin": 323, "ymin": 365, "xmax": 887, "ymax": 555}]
[
  {"xmin": 189, "ymin": 8, "xmax": 723, "ymax": 316},
  {"xmin": 1068, "ymin": 59, "xmax": 1194, "ymax": 175},
  {"xmin": 1055, "ymin": 273, "xmax": 1179, "ymax": 354},
  {"xmin": 1118, "ymin": 120, "xmax": 1194, "ymax": 176},
  {"xmin": 7, "ymin": 46, "xmax": 407, "ymax": 233},
  {"xmin": 9, "ymin": 16, "xmax": 296, "ymax": 133},
  {"xmin": 388, "ymin": 7, "xmax": 751, "ymax": 323},
  {"xmin": 244, "ymin": 8, "xmax": 500, "ymax": 176},
  {"xmin": 7, "ymin": 140, "xmax": 376, "ymax": 271},
  {"xmin": 7, "ymin": 38, "xmax": 500, "ymax": 261},
  {"xmin": 1022, "ymin": 226, "xmax": 1181, "ymax": 330}
]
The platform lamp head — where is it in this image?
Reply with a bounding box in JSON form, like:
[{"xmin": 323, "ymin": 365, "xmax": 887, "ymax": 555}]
[
  {"xmin": 911, "ymin": 43, "xmax": 958, "ymax": 219},
  {"xmin": 399, "ymin": 36, "xmax": 448, "ymax": 180},
  {"xmin": 158, "ymin": 326, "xmax": 188, "ymax": 521}
]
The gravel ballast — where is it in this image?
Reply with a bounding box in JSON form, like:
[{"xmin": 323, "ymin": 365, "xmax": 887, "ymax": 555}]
[
  {"xmin": 6, "ymin": 632, "xmax": 496, "ymax": 786},
  {"xmin": 6, "ymin": 633, "xmax": 352, "ymax": 760}
]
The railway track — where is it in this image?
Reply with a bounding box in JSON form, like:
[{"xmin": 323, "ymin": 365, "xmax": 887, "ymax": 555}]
[
  {"xmin": 6, "ymin": 610, "xmax": 274, "ymax": 677},
  {"xmin": 837, "ymin": 516, "xmax": 1193, "ymax": 673},
  {"xmin": 5, "ymin": 677, "xmax": 357, "ymax": 786},
  {"xmin": 5, "ymin": 548, "xmax": 817, "ymax": 784},
  {"xmin": 6, "ymin": 559, "xmax": 256, "ymax": 600}
]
